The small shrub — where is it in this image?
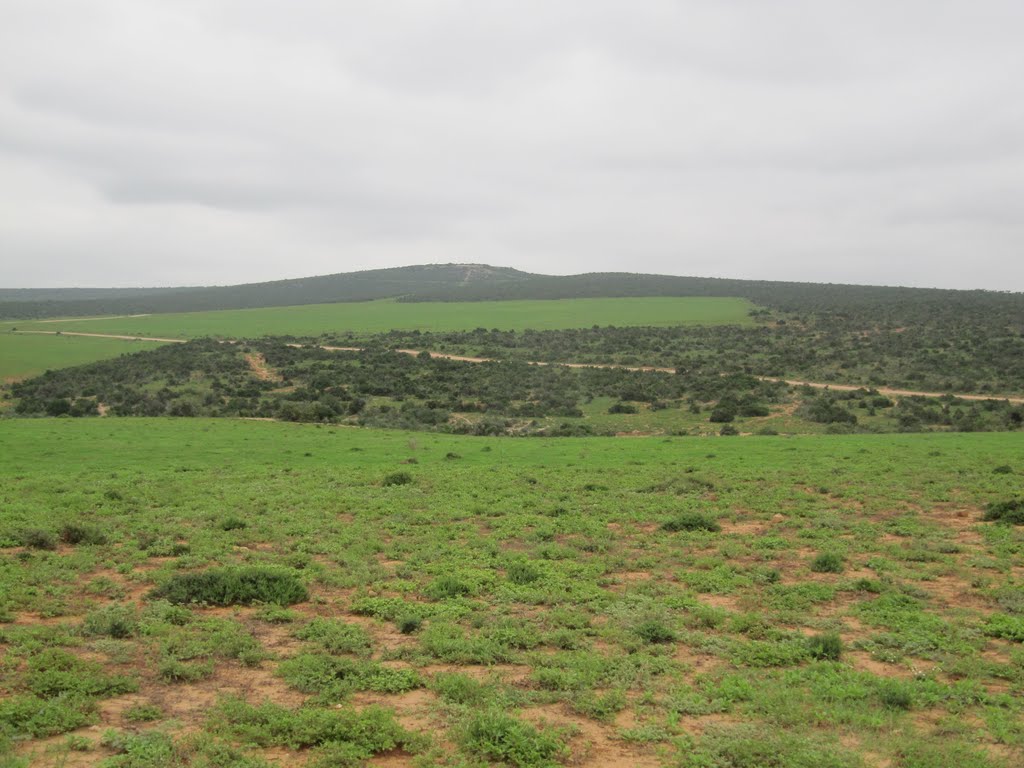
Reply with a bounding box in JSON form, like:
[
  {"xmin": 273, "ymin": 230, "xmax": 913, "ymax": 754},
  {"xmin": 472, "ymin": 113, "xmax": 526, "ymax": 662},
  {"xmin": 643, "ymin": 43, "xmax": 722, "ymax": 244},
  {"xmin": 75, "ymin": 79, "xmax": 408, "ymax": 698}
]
[
  {"xmin": 59, "ymin": 523, "xmax": 107, "ymax": 546},
  {"xmin": 608, "ymin": 402, "xmax": 638, "ymax": 414},
  {"xmin": 571, "ymin": 688, "xmax": 627, "ymax": 722},
  {"xmin": 636, "ymin": 620, "xmax": 677, "ymax": 644},
  {"xmin": 397, "ymin": 616, "xmax": 422, "ymax": 635},
  {"xmin": 806, "ymin": 632, "xmax": 843, "ymax": 661},
  {"xmin": 850, "ymin": 578, "xmax": 883, "ymax": 593},
  {"xmin": 992, "ymin": 465, "xmax": 1013, "ymax": 474},
  {"xmin": 507, "ymin": 561, "xmax": 541, "ymax": 585},
  {"xmin": 82, "ymin": 604, "xmax": 138, "ymax": 639},
  {"xmin": 719, "ymin": 424, "xmax": 739, "ymax": 436},
  {"xmin": 662, "ymin": 512, "xmax": 721, "ymax": 533},
  {"xmin": 877, "ymin": 681, "xmax": 914, "ymax": 710},
  {"xmin": 158, "ymin": 658, "xmax": 214, "ymax": 683},
  {"xmin": 811, "ymin": 553, "xmax": 845, "ymax": 573},
  {"xmin": 218, "ymin": 517, "xmax": 247, "ymax": 531},
  {"xmin": 295, "ymin": 618, "xmax": 372, "ymax": 655},
  {"xmin": 425, "ymin": 575, "xmax": 472, "ymax": 600},
  {"xmin": 984, "ymin": 613, "xmax": 1024, "ymax": 643},
  {"xmin": 382, "ymin": 471, "xmax": 413, "ymax": 487},
  {"xmin": 27, "ymin": 649, "xmax": 137, "ymax": 699},
  {"xmin": 21, "ymin": 529, "xmax": 57, "ymax": 550},
  {"xmin": 210, "ymin": 696, "xmax": 409, "ymax": 754},
  {"xmin": 983, "ymin": 498, "xmax": 1024, "ymax": 525},
  {"xmin": 149, "ymin": 567, "xmax": 307, "ymax": 606},
  {"xmin": 431, "ymin": 672, "xmax": 489, "ymax": 705},
  {"xmin": 256, "ymin": 605, "xmax": 298, "ymax": 623},
  {"xmin": 123, "ymin": 704, "xmax": 163, "ymax": 723},
  {"xmin": 100, "ymin": 730, "xmax": 174, "ymax": 765},
  {"xmin": 459, "ymin": 709, "xmax": 566, "ymax": 768}
]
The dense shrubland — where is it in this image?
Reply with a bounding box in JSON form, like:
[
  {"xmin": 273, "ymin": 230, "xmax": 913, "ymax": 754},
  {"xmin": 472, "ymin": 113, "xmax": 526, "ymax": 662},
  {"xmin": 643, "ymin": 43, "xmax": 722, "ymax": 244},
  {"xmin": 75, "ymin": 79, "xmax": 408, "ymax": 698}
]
[{"xmin": 6, "ymin": 335, "xmax": 1022, "ymax": 435}]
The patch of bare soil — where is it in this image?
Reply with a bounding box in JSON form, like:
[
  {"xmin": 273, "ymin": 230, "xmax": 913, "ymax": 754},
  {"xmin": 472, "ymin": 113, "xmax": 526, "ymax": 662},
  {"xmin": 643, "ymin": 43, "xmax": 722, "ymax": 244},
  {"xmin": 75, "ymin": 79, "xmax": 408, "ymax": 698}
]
[
  {"xmin": 847, "ymin": 651, "xmax": 925, "ymax": 680},
  {"xmin": 521, "ymin": 703, "xmax": 664, "ymax": 768},
  {"xmin": 352, "ymin": 688, "xmax": 436, "ymax": 732},
  {"xmin": 718, "ymin": 517, "xmax": 769, "ymax": 536},
  {"xmin": 916, "ymin": 573, "xmax": 991, "ymax": 613},
  {"xmin": 244, "ymin": 352, "xmax": 280, "ymax": 382},
  {"xmin": 698, "ymin": 594, "xmax": 743, "ymax": 612}
]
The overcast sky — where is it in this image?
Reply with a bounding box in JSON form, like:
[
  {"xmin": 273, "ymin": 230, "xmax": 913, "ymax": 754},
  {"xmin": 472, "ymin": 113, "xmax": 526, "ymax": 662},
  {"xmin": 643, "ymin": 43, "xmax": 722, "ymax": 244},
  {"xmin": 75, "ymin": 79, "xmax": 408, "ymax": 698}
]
[{"xmin": 2, "ymin": 1, "xmax": 1022, "ymax": 290}]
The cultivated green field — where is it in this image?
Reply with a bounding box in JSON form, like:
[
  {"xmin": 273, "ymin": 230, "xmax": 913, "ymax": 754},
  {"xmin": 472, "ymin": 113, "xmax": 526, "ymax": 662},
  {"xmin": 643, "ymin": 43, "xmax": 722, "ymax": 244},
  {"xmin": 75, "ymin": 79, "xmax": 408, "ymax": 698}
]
[
  {"xmin": 12, "ymin": 297, "xmax": 756, "ymax": 340},
  {"xmin": 2, "ymin": 419, "xmax": 1023, "ymax": 767},
  {"xmin": 0, "ymin": 333, "xmax": 165, "ymax": 382}
]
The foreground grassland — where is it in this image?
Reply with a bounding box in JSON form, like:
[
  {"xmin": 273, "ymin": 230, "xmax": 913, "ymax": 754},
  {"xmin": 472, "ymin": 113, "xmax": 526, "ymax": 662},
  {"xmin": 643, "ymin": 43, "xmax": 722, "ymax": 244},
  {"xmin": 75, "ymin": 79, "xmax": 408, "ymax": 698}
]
[
  {"xmin": 11, "ymin": 297, "xmax": 756, "ymax": 340},
  {"xmin": 0, "ymin": 334, "xmax": 164, "ymax": 383},
  {"xmin": 2, "ymin": 420, "xmax": 1023, "ymax": 767}
]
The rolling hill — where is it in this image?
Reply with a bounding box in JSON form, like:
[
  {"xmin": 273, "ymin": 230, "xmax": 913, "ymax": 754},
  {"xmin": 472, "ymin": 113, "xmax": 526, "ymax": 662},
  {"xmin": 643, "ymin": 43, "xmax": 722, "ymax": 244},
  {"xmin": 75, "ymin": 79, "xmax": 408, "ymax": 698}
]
[{"xmin": 3, "ymin": 263, "xmax": 1022, "ymax": 324}]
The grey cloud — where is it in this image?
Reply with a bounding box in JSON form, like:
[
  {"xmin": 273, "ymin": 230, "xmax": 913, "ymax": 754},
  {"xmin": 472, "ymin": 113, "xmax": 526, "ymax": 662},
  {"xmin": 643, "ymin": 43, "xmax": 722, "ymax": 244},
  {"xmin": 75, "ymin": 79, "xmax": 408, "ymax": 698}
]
[{"xmin": 0, "ymin": 0, "xmax": 1022, "ymax": 289}]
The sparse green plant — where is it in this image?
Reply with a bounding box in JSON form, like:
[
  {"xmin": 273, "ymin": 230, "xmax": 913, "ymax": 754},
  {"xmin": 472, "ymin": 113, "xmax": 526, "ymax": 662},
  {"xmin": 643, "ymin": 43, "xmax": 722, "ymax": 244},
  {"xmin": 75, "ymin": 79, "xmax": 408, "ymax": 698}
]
[{"xmin": 806, "ymin": 632, "xmax": 843, "ymax": 661}]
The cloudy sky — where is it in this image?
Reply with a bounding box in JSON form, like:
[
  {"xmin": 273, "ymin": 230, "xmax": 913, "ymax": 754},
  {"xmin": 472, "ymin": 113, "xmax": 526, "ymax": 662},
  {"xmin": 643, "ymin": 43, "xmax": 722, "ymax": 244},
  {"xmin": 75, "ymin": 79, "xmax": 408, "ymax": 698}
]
[{"xmin": 2, "ymin": 1, "xmax": 1022, "ymax": 290}]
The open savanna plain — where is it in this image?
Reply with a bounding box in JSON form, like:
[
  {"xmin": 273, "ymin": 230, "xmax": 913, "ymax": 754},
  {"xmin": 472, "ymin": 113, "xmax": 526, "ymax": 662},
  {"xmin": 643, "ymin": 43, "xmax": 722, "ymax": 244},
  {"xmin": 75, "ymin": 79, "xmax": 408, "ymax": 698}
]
[
  {"xmin": 2, "ymin": 419, "xmax": 1024, "ymax": 768},
  {"xmin": 0, "ymin": 335, "xmax": 164, "ymax": 384},
  {"xmin": 8, "ymin": 297, "xmax": 755, "ymax": 342}
]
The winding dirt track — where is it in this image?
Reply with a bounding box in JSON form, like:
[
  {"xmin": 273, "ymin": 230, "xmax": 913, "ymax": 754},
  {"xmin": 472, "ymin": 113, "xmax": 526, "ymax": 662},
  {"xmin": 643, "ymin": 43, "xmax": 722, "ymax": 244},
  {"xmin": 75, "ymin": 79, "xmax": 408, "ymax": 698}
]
[{"xmin": 14, "ymin": 330, "xmax": 1024, "ymax": 404}]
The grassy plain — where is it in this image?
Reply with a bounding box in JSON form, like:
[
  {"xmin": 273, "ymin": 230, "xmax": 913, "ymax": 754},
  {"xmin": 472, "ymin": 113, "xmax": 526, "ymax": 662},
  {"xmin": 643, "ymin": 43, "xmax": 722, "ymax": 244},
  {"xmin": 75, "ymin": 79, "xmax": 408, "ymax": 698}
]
[
  {"xmin": 11, "ymin": 297, "xmax": 756, "ymax": 340},
  {"xmin": 0, "ymin": 334, "xmax": 164, "ymax": 382},
  {"xmin": 2, "ymin": 419, "xmax": 1023, "ymax": 767}
]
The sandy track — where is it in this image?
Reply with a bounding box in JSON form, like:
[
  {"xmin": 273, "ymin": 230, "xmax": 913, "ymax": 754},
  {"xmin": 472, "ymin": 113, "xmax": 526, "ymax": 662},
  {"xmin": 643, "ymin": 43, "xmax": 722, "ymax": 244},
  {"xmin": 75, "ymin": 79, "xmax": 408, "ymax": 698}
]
[
  {"xmin": 34, "ymin": 314, "xmax": 152, "ymax": 323},
  {"xmin": 14, "ymin": 330, "xmax": 187, "ymax": 343},
  {"xmin": 13, "ymin": 330, "xmax": 1024, "ymax": 404}
]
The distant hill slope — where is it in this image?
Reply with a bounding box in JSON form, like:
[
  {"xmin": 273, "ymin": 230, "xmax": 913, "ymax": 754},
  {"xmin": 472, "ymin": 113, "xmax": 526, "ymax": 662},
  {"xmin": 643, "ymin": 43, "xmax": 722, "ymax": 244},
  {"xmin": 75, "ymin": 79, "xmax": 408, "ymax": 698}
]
[
  {"xmin": 2, "ymin": 263, "xmax": 1022, "ymax": 326},
  {"xmin": 0, "ymin": 264, "xmax": 530, "ymax": 320}
]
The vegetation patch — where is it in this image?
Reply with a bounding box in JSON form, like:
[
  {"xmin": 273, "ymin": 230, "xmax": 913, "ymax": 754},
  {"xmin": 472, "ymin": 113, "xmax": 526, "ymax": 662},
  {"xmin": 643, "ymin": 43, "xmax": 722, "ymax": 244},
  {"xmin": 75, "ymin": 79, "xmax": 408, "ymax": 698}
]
[
  {"xmin": 149, "ymin": 567, "xmax": 307, "ymax": 606},
  {"xmin": 983, "ymin": 498, "xmax": 1024, "ymax": 525}
]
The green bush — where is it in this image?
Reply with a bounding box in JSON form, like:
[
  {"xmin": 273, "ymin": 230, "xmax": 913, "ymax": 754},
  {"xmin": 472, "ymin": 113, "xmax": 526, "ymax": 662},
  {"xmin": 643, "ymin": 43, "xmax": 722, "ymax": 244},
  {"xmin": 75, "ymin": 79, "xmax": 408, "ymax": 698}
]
[
  {"xmin": 507, "ymin": 561, "xmax": 541, "ymax": 585},
  {"xmin": 210, "ymin": 696, "xmax": 409, "ymax": 755},
  {"xmin": 810, "ymin": 553, "xmax": 844, "ymax": 573},
  {"xmin": 20, "ymin": 528, "xmax": 57, "ymax": 550},
  {"xmin": 59, "ymin": 523, "xmax": 108, "ymax": 546},
  {"xmin": 278, "ymin": 653, "xmax": 422, "ymax": 702},
  {"xmin": 426, "ymin": 574, "xmax": 473, "ymax": 600},
  {"xmin": 431, "ymin": 672, "xmax": 490, "ymax": 706},
  {"xmin": 82, "ymin": 604, "xmax": 138, "ymax": 639},
  {"xmin": 877, "ymin": 681, "xmax": 914, "ymax": 710},
  {"xmin": 459, "ymin": 709, "xmax": 566, "ymax": 768},
  {"xmin": 382, "ymin": 471, "xmax": 414, "ymax": 487},
  {"xmin": 635, "ymin": 620, "xmax": 677, "ymax": 644},
  {"xmin": 397, "ymin": 615, "xmax": 423, "ymax": 634},
  {"xmin": 295, "ymin": 618, "xmax": 372, "ymax": 655},
  {"xmin": 984, "ymin": 613, "xmax": 1024, "ymax": 642},
  {"xmin": 983, "ymin": 498, "xmax": 1024, "ymax": 525},
  {"xmin": 805, "ymin": 632, "xmax": 843, "ymax": 661},
  {"xmin": 682, "ymin": 723, "xmax": 860, "ymax": 768},
  {"xmin": 26, "ymin": 649, "xmax": 137, "ymax": 700},
  {"xmin": 0, "ymin": 694, "xmax": 95, "ymax": 739},
  {"xmin": 123, "ymin": 704, "xmax": 163, "ymax": 723},
  {"xmin": 149, "ymin": 567, "xmax": 307, "ymax": 606},
  {"xmin": 662, "ymin": 512, "xmax": 721, "ymax": 533},
  {"xmin": 218, "ymin": 516, "xmax": 247, "ymax": 531}
]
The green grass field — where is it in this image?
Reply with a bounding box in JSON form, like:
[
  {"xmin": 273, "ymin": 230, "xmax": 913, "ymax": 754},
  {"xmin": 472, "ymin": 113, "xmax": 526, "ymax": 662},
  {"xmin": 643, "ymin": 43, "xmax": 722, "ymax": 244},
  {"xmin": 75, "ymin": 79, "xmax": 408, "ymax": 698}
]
[
  {"xmin": 2, "ymin": 419, "xmax": 1023, "ymax": 767},
  {"xmin": 13, "ymin": 297, "xmax": 756, "ymax": 340},
  {"xmin": 0, "ymin": 333, "xmax": 165, "ymax": 382}
]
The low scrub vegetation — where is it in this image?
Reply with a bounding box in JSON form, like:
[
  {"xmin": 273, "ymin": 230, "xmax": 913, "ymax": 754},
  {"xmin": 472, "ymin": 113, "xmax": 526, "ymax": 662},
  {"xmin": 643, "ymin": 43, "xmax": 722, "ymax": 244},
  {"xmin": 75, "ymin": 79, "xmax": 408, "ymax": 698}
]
[{"xmin": 149, "ymin": 567, "xmax": 308, "ymax": 606}]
